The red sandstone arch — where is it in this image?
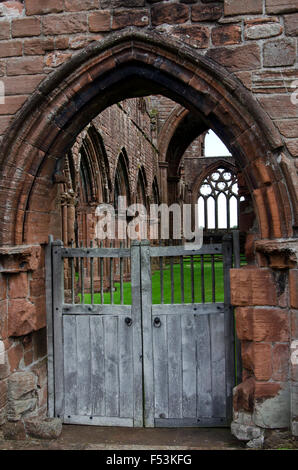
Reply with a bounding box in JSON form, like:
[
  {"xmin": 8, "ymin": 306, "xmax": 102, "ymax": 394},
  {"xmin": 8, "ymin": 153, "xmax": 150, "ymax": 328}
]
[{"xmin": 0, "ymin": 29, "xmax": 293, "ymax": 246}]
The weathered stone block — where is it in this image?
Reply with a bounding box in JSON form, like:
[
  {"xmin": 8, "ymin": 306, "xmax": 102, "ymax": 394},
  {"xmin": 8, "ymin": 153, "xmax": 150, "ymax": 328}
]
[
  {"xmin": 233, "ymin": 377, "xmax": 255, "ymax": 412},
  {"xmin": 25, "ymin": 0, "xmax": 64, "ymax": 16},
  {"xmin": 245, "ymin": 22, "xmax": 282, "ymax": 40},
  {"xmin": 235, "ymin": 307, "xmax": 289, "ymax": 342},
  {"xmin": 8, "ymin": 372, "xmax": 36, "ymax": 400},
  {"xmin": 24, "ymin": 417, "xmax": 62, "ymax": 439},
  {"xmin": 253, "ymin": 384, "xmax": 290, "ymax": 429},
  {"xmin": 263, "ymin": 39, "xmax": 296, "ymax": 67},
  {"xmin": 112, "ymin": 9, "xmax": 149, "ymax": 30},
  {"xmin": 266, "ymin": 0, "xmax": 298, "ymax": 15},
  {"xmin": 224, "ymin": 0, "xmax": 263, "ymax": 16},
  {"xmin": 211, "ymin": 25, "xmax": 241, "ymax": 45},
  {"xmin": 230, "ymin": 268, "xmax": 277, "ymax": 306},
  {"xmin": 207, "ymin": 44, "xmax": 261, "ymax": 72},
  {"xmin": 12, "ymin": 17, "xmax": 41, "ymax": 38},
  {"xmin": 272, "ymin": 344, "xmax": 289, "ymax": 381},
  {"xmin": 8, "ymin": 299, "xmax": 37, "ymax": 337},
  {"xmin": 242, "ymin": 342, "xmax": 272, "ymax": 380},
  {"xmin": 231, "ymin": 422, "xmax": 263, "ymax": 441},
  {"xmin": 89, "ymin": 11, "xmax": 111, "ymax": 32},
  {"xmin": 284, "ymin": 13, "xmax": 298, "ymax": 36},
  {"xmin": 8, "ymin": 273, "xmax": 28, "ymax": 299},
  {"xmin": 289, "ymin": 270, "xmax": 298, "ymax": 309},
  {"xmin": 1, "ymin": 420, "xmax": 26, "ymax": 440},
  {"xmin": 151, "ymin": 3, "xmax": 189, "ymax": 25},
  {"xmin": 7, "ymin": 397, "xmax": 37, "ymax": 422},
  {"xmin": 192, "ymin": 4, "xmax": 222, "ymax": 22}
]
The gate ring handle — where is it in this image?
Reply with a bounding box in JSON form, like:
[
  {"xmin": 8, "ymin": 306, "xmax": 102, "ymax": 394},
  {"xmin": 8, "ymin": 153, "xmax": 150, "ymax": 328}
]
[
  {"xmin": 125, "ymin": 317, "xmax": 133, "ymax": 327},
  {"xmin": 154, "ymin": 317, "xmax": 161, "ymax": 328}
]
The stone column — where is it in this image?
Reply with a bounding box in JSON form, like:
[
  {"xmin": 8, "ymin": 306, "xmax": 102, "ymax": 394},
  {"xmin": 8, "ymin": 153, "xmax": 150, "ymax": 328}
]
[{"xmin": 158, "ymin": 161, "xmax": 168, "ymax": 205}]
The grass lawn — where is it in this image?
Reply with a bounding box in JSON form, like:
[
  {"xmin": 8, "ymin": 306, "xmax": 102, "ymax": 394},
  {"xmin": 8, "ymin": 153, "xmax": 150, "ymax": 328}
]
[{"xmin": 80, "ymin": 257, "xmax": 226, "ymax": 305}]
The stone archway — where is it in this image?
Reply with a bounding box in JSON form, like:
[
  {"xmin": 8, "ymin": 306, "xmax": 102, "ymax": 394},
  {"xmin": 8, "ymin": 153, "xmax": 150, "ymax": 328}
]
[{"xmin": 0, "ymin": 29, "xmax": 296, "ymax": 438}]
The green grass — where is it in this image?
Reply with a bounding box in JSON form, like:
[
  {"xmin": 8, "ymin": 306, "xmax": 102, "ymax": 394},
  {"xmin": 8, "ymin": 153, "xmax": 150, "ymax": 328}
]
[{"xmin": 80, "ymin": 257, "xmax": 225, "ymax": 305}]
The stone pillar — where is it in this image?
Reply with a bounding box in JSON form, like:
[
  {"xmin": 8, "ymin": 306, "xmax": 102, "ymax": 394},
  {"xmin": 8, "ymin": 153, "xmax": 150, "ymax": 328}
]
[
  {"xmin": 231, "ymin": 238, "xmax": 298, "ymax": 446},
  {"xmin": 158, "ymin": 161, "xmax": 168, "ymax": 205}
]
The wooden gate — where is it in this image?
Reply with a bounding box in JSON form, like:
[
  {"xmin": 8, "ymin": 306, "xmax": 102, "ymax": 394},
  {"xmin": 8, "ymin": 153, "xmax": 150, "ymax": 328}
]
[{"xmin": 46, "ymin": 236, "xmax": 237, "ymax": 427}]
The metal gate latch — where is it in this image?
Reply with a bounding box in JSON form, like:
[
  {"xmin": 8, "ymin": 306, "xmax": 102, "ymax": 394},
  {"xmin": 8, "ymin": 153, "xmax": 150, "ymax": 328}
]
[
  {"xmin": 125, "ymin": 317, "xmax": 133, "ymax": 327},
  {"xmin": 154, "ymin": 317, "xmax": 161, "ymax": 328}
]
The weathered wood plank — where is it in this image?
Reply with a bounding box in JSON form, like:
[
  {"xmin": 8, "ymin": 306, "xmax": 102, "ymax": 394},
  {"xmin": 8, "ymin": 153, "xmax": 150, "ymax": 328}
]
[
  {"xmin": 63, "ymin": 304, "xmax": 131, "ymax": 315},
  {"xmin": 76, "ymin": 315, "xmax": 91, "ymax": 416},
  {"xmin": 119, "ymin": 315, "xmax": 134, "ymax": 418},
  {"xmin": 153, "ymin": 315, "xmax": 169, "ymax": 419},
  {"xmin": 45, "ymin": 235, "xmax": 54, "ymax": 417},
  {"xmin": 167, "ymin": 315, "xmax": 182, "ymax": 419},
  {"xmin": 151, "ymin": 303, "xmax": 224, "ymax": 316},
  {"xmin": 181, "ymin": 315, "xmax": 197, "ymax": 418},
  {"xmin": 63, "ymin": 415, "xmax": 133, "ymax": 427},
  {"xmin": 196, "ymin": 315, "xmax": 212, "ymax": 418},
  {"xmin": 155, "ymin": 417, "xmax": 227, "ymax": 427},
  {"xmin": 90, "ymin": 316, "xmax": 105, "ymax": 417},
  {"xmin": 61, "ymin": 248, "xmax": 130, "ymax": 258},
  {"xmin": 104, "ymin": 316, "xmax": 119, "ymax": 417},
  {"xmin": 210, "ymin": 313, "xmax": 226, "ymax": 418},
  {"xmin": 63, "ymin": 315, "xmax": 77, "ymax": 417}
]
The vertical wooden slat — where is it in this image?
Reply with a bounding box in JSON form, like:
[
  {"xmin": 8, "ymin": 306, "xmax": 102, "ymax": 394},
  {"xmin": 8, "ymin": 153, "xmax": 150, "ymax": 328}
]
[
  {"xmin": 196, "ymin": 315, "xmax": 212, "ymax": 418},
  {"xmin": 104, "ymin": 316, "xmax": 119, "ymax": 417},
  {"xmin": 131, "ymin": 241, "xmax": 144, "ymax": 427},
  {"xmin": 167, "ymin": 315, "xmax": 182, "ymax": 419},
  {"xmin": 140, "ymin": 240, "xmax": 154, "ymax": 427},
  {"xmin": 63, "ymin": 315, "xmax": 77, "ymax": 417},
  {"xmin": 90, "ymin": 316, "xmax": 105, "ymax": 417},
  {"xmin": 76, "ymin": 315, "xmax": 91, "ymax": 416},
  {"xmin": 153, "ymin": 315, "xmax": 168, "ymax": 419},
  {"xmin": 119, "ymin": 315, "xmax": 134, "ymax": 418},
  {"xmin": 210, "ymin": 313, "xmax": 226, "ymax": 418},
  {"xmin": 181, "ymin": 315, "xmax": 197, "ymax": 418},
  {"xmin": 52, "ymin": 240, "xmax": 64, "ymax": 418}
]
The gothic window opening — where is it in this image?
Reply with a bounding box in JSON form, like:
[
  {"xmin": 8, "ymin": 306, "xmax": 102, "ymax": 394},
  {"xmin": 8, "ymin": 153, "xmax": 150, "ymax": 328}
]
[{"xmin": 198, "ymin": 167, "xmax": 241, "ymax": 231}]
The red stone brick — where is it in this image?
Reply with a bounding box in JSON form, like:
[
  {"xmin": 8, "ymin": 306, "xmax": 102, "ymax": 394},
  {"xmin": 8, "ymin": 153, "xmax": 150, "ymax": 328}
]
[
  {"xmin": 0, "ymin": 95, "xmax": 27, "ymax": 115},
  {"xmin": 263, "ymin": 38, "xmax": 296, "ymax": 67},
  {"xmin": 242, "ymin": 342, "xmax": 272, "ymax": 380},
  {"xmin": 55, "ymin": 36, "xmax": 69, "ymax": 50},
  {"xmin": 207, "ymin": 43, "xmax": 261, "ymax": 72},
  {"xmin": 29, "ymin": 279, "xmax": 45, "ymax": 298},
  {"xmin": 191, "ymin": 4, "xmax": 222, "ymax": 22},
  {"xmin": 89, "ymin": 11, "xmax": 111, "ymax": 32},
  {"xmin": 0, "ymin": 379, "xmax": 7, "ymax": 409},
  {"xmin": 12, "ymin": 17, "xmax": 41, "ymax": 38},
  {"xmin": 151, "ymin": 3, "xmax": 189, "ymax": 26},
  {"xmin": 258, "ymin": 95, "xmax": 298, "ymax": 119},
  {"xmin": 276, "ymin": 120, "xmax": 298, "ymax": 139},
  {"xmin": 8, "ymin": 273, "xmax": 28, "ymax": 299},
  {"xmin": 286, "ymin": 139, "xmax": 298, "ymax": 157},
  {"xmin": 254, "ymin": 382, "xmax": 281, "ymax": 399},
  {"xmin": 171, "ymin": 25, "xmax": 210, "ymax": 48},
  {"xmin": 65, "ymin": 0, "xmax": 98, "ymax": 11},
  {"xmin": 289, "ymin": 270, "xmax": 298, "ymax": 309},
  {"xmin": 112, "ymin": 9, "xmax": 149, "ymax": 30},
  {"xmin": 6, "ymin": 57, "xmax": 44, "ymax": 76},
  {"xmin": 0, "ymin": 274, "xmax": 7, "ymax": 302},
  {"xmin": 266, "ymin": 0, "xmax": 298, "ymax": 14},
  {"xmin": 284, "ymin": 13, "xmax": 298, "ymax": 36},
  {"xmin": 2, "ymin": 75, "xmax": 46, "ymax": 96},
  {"xmin": 224, "ymin": 0, "xmax": 263, "ymax": 16},
  {"xmin": 42, "ymin": 13, "xmax": 88, "ymax": 36},
  {"xmin": 233, "ymin": 377, "xmax": 255, "ymax": 412},
  {"xmin": 245, "ymin": 22, "xmax": 282, "ymax": 40},
  {"xmin": 25, "ymin": 0, "xmax": 64, "ymax": 16},
  {"xmin": 24, "ymin": 349, "xmax": 34, "ymax": 367},
  {"xmin": 0, "ymin": 20, "xmax": 10, "ymax": 41},
  {"xmin": 7, "ymin": 342, "xmax": 23, "ymax": 372},
  {"xmin": 230, "ymin": 268, "xmax": 277, "ymax": 307},
  {"xmin": 23, "ymin": 38, "xmax": 55, "ymax": 56},
  {"xmin": 8, "ymin": 299, "xmax": 36, "ymax": 337},
  {"xmin": 211, "ymin": 25, "xmax": 241, "ymax": 46},
  {"xmin": 0, "ymin": 41, "xmax": 22, "ymax": 59},
  {"xmin": 235, "ymin": 307, "xmax": 289, "ymax": 342},
  {"xmin": 272, "ymin": 344, "xmax": 289, "ymax": 381}
]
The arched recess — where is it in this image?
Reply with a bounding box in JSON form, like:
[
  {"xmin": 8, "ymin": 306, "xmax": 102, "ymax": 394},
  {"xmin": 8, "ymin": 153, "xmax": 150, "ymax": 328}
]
[
  {"xmin": 135, "ymin": 166, "xmax": 148, "ymax": 208},
  {"xmin": 0, "ymin": 29, "xmax": 293, "ymax": 246},
  {"xmin": 114, "ymin": 148, "xmax": 131, "ymax": 211}
]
